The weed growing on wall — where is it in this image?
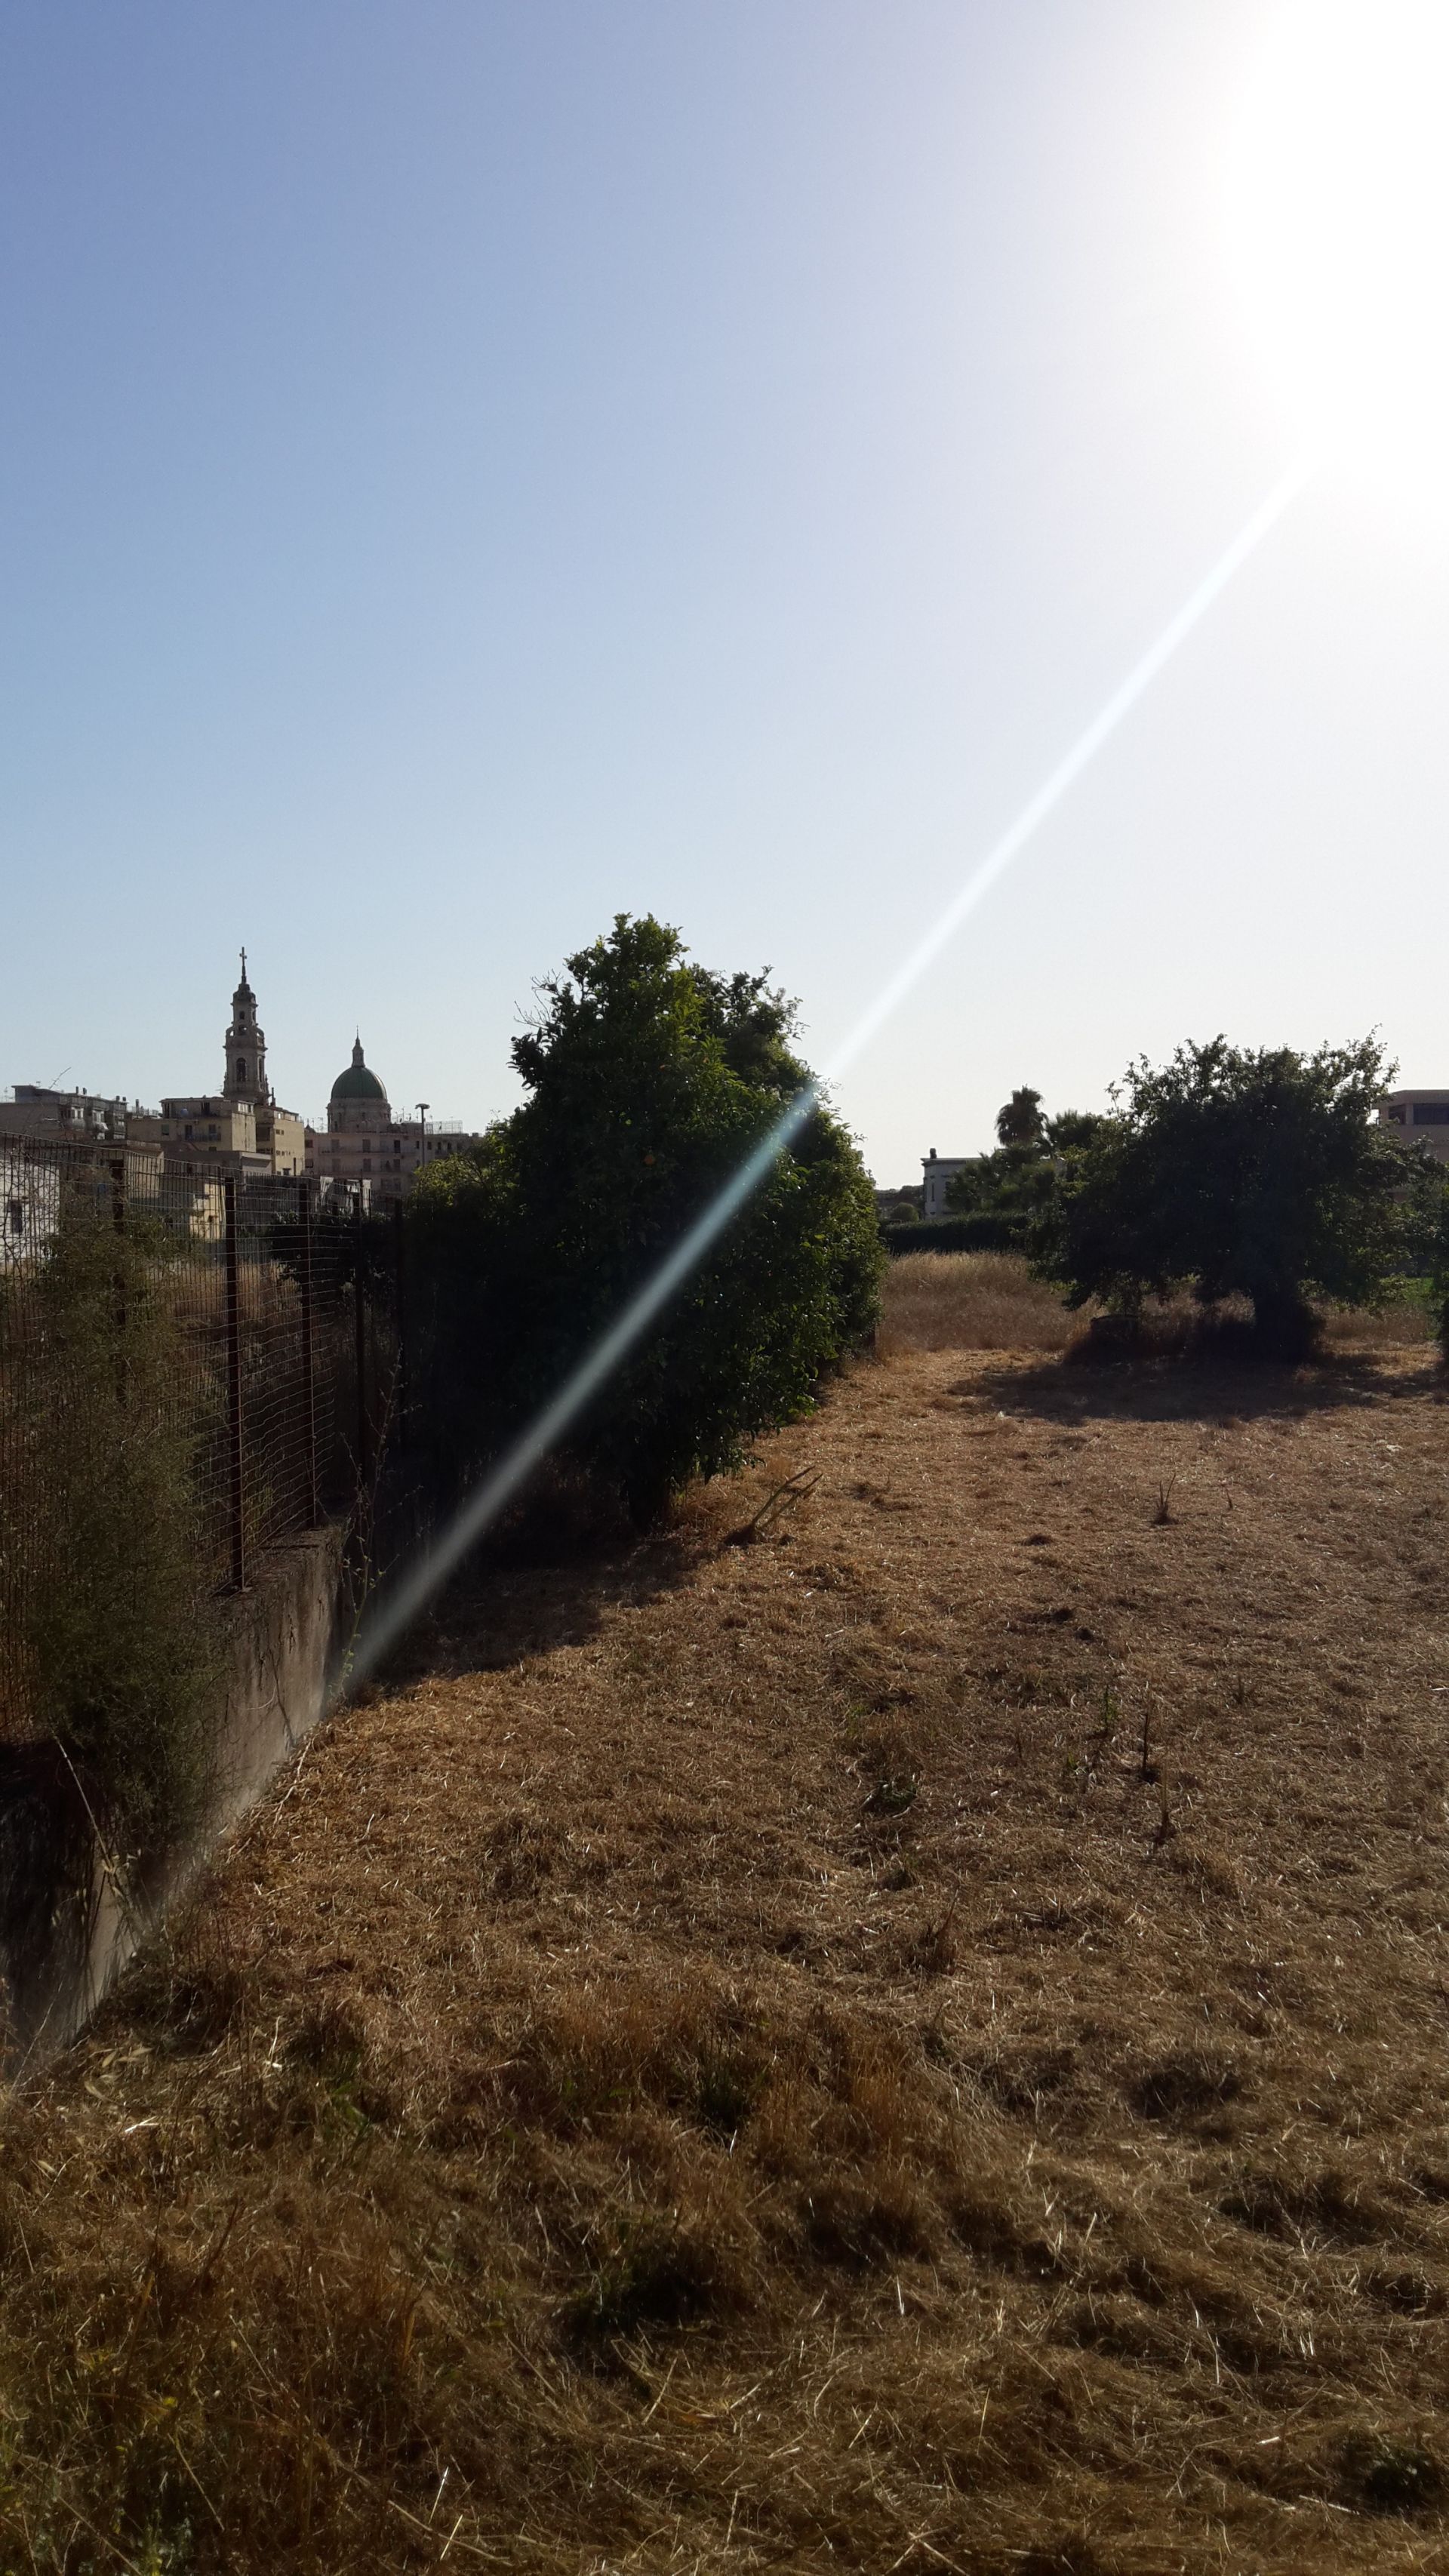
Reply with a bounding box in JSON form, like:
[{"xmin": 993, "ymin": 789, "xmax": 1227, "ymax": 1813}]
[{"xmin": 2, "ymin": 1196, "xmax": 223, "ymax": 1856}]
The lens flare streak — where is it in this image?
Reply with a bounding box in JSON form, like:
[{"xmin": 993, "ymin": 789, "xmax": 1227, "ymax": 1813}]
[{"xmin": 347, "ymin": 461, "xmax": 1308, "ymax": 1689}]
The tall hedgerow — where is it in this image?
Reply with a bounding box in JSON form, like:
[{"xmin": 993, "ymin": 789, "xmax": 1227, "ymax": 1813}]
[{"xmin": 407, "ymin": 916, "xmax": 883, "ymax": 1519}]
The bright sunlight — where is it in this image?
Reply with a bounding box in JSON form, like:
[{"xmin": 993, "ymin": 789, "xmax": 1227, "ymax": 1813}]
[{"xmin": 1228, "ymin": 0, "xmax": 1449, "ymax": 500}]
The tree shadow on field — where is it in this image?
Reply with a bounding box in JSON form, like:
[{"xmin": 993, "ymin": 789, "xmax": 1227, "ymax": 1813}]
[
  {"xmin": 964, "ymin": 1347, "xmax": 1444, "ymax": 1431},
  {"xmin": 366, "ymin": 1470, "xmax": 731, "ymax": 1694}
]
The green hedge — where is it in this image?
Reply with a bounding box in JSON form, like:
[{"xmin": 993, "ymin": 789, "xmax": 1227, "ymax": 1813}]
[{"xmin": 880, "ymin": 1214, "xmax": 1024, "ymax": 1255}]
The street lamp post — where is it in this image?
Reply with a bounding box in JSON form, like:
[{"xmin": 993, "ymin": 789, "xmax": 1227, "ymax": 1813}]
[{"xmin": 416, "ymin": 1103, "xmax": 429, "ymax": 1185}]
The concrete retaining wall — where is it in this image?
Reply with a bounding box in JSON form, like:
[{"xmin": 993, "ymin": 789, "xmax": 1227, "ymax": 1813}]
[{"xmin": 0, "ymin": 1528, "xmax": 346, "ymax": 2067}]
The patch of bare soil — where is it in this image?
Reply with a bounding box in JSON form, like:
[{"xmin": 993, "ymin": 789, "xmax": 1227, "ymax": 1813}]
[{"xmin": 3, "ymin": 1328, "xmax": 1448, "ymax": 2573}]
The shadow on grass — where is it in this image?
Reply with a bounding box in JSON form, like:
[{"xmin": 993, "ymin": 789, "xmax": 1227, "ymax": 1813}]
[
  {"xmin": 965, "ymin": 1345, "xmax": 1444, "ymax": 1429},
  {"xmin": 366, "ymin": 1467, "xmax": 725, "ymax": 1691}
]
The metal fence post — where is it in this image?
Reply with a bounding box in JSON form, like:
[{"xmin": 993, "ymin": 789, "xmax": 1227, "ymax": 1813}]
[
  {"xmin": 298, "ymin": 1179, "xmax": 318, "ymax": 1525},
  {"xmin": 392, "ymin": 1197, "xmax": 407, "ymax": 1448},
  {"xmin": 224, "ymin": 1177, "xmax": 247, "ymax": 1590},
  {"xmin": 355, "ymin": 1202, "xmax": 371, "ymax": 1496},
  {"xmin": 110, "ymin": 1154, "xmax": 128, "ymax": 1406}
]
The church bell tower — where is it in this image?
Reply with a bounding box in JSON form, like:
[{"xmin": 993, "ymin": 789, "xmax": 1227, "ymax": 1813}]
[{"xmin": 223, "ymin": 950, "xmax": 269, "ymax": 1106}]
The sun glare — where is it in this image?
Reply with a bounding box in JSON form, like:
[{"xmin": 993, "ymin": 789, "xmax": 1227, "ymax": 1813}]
[{"xmin": 1228, "ymin": 0, "xmax": 1449, "ymax": 499}]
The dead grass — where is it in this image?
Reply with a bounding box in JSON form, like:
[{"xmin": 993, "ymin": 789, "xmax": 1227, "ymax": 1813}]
[
  {"xmin": 879, "ymin": 1252, "xmax": 1435, "ymax": 1363},
  {"xmin": 1321, "ymin": 1293, "xmax": 1434, "ymax": 1350},
  {"xmin": 881, "ymin": 1250, "xmax": 1082, "ymax": 1352},
  {"xmin": 2, "ymin": 1316, "xmax": 1448, "ymax": 2568}
]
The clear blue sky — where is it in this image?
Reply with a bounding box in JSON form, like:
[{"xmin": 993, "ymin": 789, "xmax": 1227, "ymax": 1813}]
[{"xmin": 3, "ymin": 2, "xmax": 1447, "ymax": 1178}]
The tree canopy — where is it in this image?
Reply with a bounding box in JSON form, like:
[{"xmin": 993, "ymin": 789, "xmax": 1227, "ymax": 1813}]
[
  {"xmin": 946, "ymin": 1093, "xmax": 1109, "ymax": 1242},
  {"xmin": 1033, "ymin": 1036, "xmax": 1414, "ymax": 1352},
  {"xmin": 995, "ymin": 1087, "xmax": 1044, "ymax": 1149},
  {"xmin": 408, "ymin": 915, "xmax": 882, "ymax": 1517}
]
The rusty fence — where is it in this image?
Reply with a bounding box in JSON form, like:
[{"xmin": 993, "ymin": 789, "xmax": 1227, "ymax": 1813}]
[{"xmin": 0, "ymin": 1137, "xmax": 398, "ymax": 1742}]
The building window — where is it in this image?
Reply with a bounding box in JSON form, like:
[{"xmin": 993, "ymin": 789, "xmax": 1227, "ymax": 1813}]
[
  {"xmin": 7, "ymin": 1201, "xmax": 23, "ymax": 1238},
  {"xmin": 1413, "ymin": 1103, "xmax": 1449, "ymax": 1125},
  {"xmin": 236, "ymin": 1060, "xmax": 247, "ymax": 1084}
]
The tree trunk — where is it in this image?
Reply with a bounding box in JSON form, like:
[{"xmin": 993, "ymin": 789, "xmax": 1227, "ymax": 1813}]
[{"xmin": 1250, "ymin": 1286, "xmax": 1318, "ymax": 1359}]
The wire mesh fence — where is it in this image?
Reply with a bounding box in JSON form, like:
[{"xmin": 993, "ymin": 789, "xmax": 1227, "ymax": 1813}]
[{"xmin": 0, "ymin": 1136, "xmax": 398, "ymax": 1745}]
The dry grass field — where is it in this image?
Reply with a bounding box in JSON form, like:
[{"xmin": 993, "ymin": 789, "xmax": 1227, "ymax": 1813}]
[
  {"xmin": 878, "ymin": 1251, "xmax": 1084, "ymax": 1354},
  {"xmin": 1, "ymin": 1259, "xmax": 1446, "ymax": 2574}
]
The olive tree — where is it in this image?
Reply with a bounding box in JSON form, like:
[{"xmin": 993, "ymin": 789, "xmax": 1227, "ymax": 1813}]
[{"xmin": 1033, "ymin": 1036, "xmax": 1412, "ymax": 1354}]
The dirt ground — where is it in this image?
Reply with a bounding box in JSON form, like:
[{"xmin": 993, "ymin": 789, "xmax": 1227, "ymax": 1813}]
[{"xmin": 3, "ymin": 1309, "xmax": 1449, "ymax": 2573}]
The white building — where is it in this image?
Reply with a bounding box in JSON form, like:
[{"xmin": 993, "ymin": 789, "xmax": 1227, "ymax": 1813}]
[
  {"xmin": 921, "ymin": 1147, "xmax": 975, "ymax": 1218},
  {"xmin": 1380, "ymin": 1090, "xmax": 1449, "ymax": 1166}
]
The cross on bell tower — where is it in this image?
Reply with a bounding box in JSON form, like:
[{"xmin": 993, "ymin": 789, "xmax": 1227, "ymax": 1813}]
[{"xmin": 223, "ymin": 949, "xmax": 269, "ymax": 1105}]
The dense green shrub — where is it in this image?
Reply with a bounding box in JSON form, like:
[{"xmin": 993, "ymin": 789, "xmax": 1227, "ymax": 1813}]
[
  {"xmin": 1033, "ymin": 1036, "xmax": 1415, "ymax": 1356},
  {"xmin": 2, "ymin": 1205, "xmax": 221, "ymax": 1851},
  {"xmin": 881, "ymin": 1215, "xmax": 1023, "ymax": 1255},
  {"xmin": 407, "ymin": 916, "xmax": 883, "ymax": 1519}
]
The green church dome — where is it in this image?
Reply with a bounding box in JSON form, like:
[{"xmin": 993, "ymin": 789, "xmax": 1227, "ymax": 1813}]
[{"xmin": 331, "ymin": 1037, "xmax": 387, "ymax": 1104}]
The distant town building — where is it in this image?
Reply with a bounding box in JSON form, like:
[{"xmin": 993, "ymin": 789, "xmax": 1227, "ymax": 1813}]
[
  {"xmin": 1380, "ymin": 1089, "xmax": 1449, "ymax": 1167},
  {"xmin": 4, "ymin": 957, "xmax": 478, "ymax": 1217},
  {"xmin": 0, "ymin": 1136, "xmax": 168, "ymax": 1267},
  {"xmin": 223, "ymin": 951, "xmax": 268, "ymax": 1109},
  {"xmin": 305, "ymin": 1039, "xmax": 481, "ymax": 1205},
  {"xmin": 921, "ymin": 1146, "xmax": 974, "ymax": 1219},
  {"xmin": 0, "ymin": 1085, "xmax": 130, "ymax": 1143},
  {"xmin": 128, "ymin": 956, "xmax": 306, "ymax": 1183},
  {"xmin": 1, "ymin": 1142, "xmax": 61, "ymax": 1269},
  {"xmin": 130, "ymin": 1096, "xmax": 266, "ymax": 1180}
]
